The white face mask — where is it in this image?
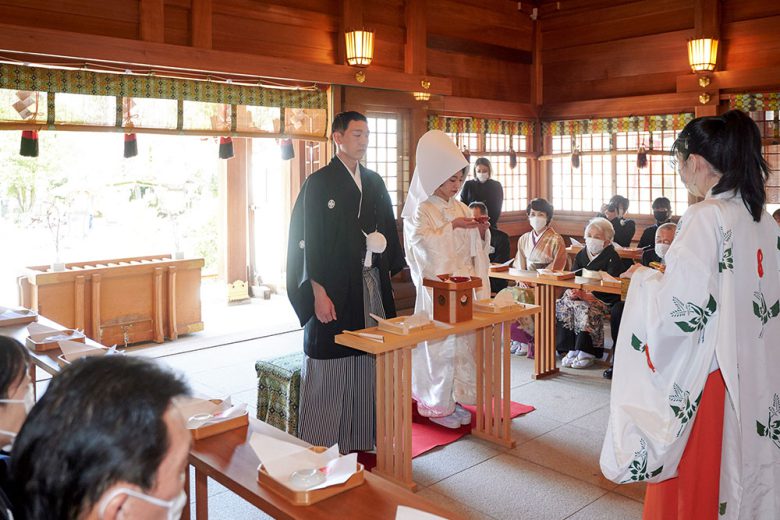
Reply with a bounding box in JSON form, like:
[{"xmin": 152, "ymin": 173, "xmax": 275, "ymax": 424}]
[
  {"xmin": 476, "ymin": 171, "xmax": 489, "ymax": 183},
  {"xmin": 0, "ymin": 383, "xmax": 35, "ymax": 414},
  {"xmin": 585, "ymin": 237, "xmax": 605, "ymax": 256},
  {"xmin": 529, "ymin": 216, "xmax": 547, "ymax": 233},
  {"xmin": 99, "ymin": 487, "xmax": 187, "ymax": 520},
  {"xmin": 655, "ymin": 243, "xmax": 670, "ymax": 259}
]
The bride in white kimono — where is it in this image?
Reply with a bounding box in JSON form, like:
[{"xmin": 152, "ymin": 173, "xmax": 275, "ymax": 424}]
[
  {"xmin": 402, "ymin": 130, "xmax": 491, "ymax": 429},
  {"xmin": 600, "ymin": 110, "xmax": 780, "ymax": 519}
]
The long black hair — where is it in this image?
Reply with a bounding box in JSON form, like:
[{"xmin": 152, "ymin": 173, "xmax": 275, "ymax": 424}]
[
  {"xmin": 0, "ymin": 336, "xmax": 28, "ymax": 399},
  {"xmin": 671, "ymin": 109, "xmax": 769, "ymax": 222}
]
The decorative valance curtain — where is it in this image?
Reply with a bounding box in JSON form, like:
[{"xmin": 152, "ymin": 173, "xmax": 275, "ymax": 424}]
[
  {"xmin": 542, "ymin": 113, "xmax": 693, "ymax": 137},
  {"xmin": 729, "ymin": 93, "xmax": 780, "ymax": 112},
  {"xmin": 427, "ymin": 115, "xmax": 534, "ymax": 136},
  {"xmin": 0, "ymin": 64, "xmax": 328, "ymax": 138}
]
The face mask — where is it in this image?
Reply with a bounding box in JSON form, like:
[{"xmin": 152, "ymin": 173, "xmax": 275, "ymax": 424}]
[
  {"xmin": 653, "ymin": 210, "xmax": 669, "ymax": 223},
  {"xmin": 529, "ymin": 216, "xmax": 547, "ymax": 233},
  {"xmin": 585, "ymin": 237, "xmax": 605, "ymax": 256},
  {"xmin": 655, "ymin": 243, "xmax": 670, "ymax": 259},
  {"xmin": 0, "ymin": 384, "xmax": 35, "ymax": 414},
  {"xmin": 99, "ymin": 487, "xmax": 187, "ymax": 520},
  {"xmin": 476, "ymin": 172, "xmax": 489, "ymax": 183}
]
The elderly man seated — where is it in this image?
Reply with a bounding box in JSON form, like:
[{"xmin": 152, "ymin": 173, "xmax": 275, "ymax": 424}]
[
  {"xmin": 11, "ymin": 356, "xmax": 191, "ymax": 519},
  {"xmin": 603, "ymin": 222, "xmax": 677, "ymax": 379}
]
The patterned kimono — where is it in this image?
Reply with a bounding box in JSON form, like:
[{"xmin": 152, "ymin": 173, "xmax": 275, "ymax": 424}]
[
  {"xmin": 404, "ymin": 194, "xmax": 491, "ymax": 417},
  {"xmin": 600, "ymin": 190, "xmax": 780, "ymax": 519},
  {"xmin": 510, "ymin": 228, "xmax": 567, "ymax": 349}
]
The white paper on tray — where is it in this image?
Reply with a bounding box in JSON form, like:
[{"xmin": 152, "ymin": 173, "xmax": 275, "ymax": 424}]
[
  {"xmin": 250, "ymin": 433, "xmax": 358, "ymax": 491},
  {"xmin": 28, "ymin": 322, "xmax": 58, "ymax": 337},
  {"xmin": 493, "ymin": 290, "xmax": 515, "ymax": 306},
  {"xmin": 0, "ymin": 306, "xmax": 34, "ymax": 318},
  {"xmin": 570, "ymin": 237, "xmax": 584, "ymax": 247},
  {"xmin": 59, "ymin": 340, "xmax": 103, "ymax": 361},
  {"xmin": 395, "ymin": 506, "xmax": 448, "ymax": 520},
  {"xmin": 177, "ymin": 396, "xmax": 247, "ymax": 429}
]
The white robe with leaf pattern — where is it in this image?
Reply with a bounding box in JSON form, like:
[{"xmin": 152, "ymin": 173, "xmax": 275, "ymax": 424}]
[{"xmin": 600, "ymin": 190, "xmax": 780, "ymax": 519}]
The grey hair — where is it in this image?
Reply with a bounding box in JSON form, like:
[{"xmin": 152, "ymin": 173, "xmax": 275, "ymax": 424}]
[
  {"xmin": 585, "ymin": 217, "xmax": 615, "ymax": 241},
  {"xmin": 656, "ymin": 222, "xmax": 677, "ymax": 237}
]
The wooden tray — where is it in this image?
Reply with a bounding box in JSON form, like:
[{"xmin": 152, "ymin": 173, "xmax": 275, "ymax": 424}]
[
  {"xmin": 536, "ymin": 269, "xmax": 576, "ymax": 280},
  {"xmin": 258, "ymin": 447, "xmax": 365, "ymax": 506},
  {"xmin": 376, "ymin": 315, "xmax": 436, "ymax": 335},
  {"xmin": 56, "ymin": 345, "xmax": 116, "ymax": 367},
  {"xmin": 0, "ymin": 308, "xmax": 38, "ymax": 327},
  {"xmin": 26, "ymin": 330, "xmax": 85, "ymax": 352},
  {"xmin": 423, "ymin": 275, "xmax": 482, "ymax": 291},
  {"xmin": 489, "ymin": 263, "xmax": 510, "ymax": 272},
  {"xmin": 191, "ymin": 411, "xmax": 249, "ymax": 440},
  {"xmin": 473, "ymin": 298, "xmax": 523, "ymax": 313}
]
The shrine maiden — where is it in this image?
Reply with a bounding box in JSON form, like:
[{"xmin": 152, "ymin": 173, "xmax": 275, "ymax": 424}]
[
  {"xmin": 402, "ymin": 130, "xmax": 491, "ymax": 429},
  {"xmin": 600, "ymin": 110, "xmax": 780, "ymax": 519}
]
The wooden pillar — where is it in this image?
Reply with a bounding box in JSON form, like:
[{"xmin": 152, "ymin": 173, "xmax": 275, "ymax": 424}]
[
  {"xmin": 404, "ymin": 0, "xmax": 426, "ymax": 76},
  {"xmin": 338, "ymin": 0, "xmax": 364, "ymax": 65},
  {"xmin": 139, "ymin": 0, "xmax": 165, "ymax": 43},
  {"xmin": 529, "ymin": 19, "xmax": 544, "ymax": 202},
  {"xmin": 191, "ymin": 0, "xmax": 212, "ymax": 49},
  {"xmin": 224, "ymin": 138, "xmax": 251, "ymax": 299}
]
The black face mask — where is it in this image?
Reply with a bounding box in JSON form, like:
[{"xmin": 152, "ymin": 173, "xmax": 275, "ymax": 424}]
[{"xmin": 653, "ymin": 210, "xmax": 670, "ymax": 223}]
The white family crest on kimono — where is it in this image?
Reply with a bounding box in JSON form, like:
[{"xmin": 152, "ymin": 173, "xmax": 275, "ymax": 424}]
[
  {"xmin": 402, "ymin": 130, "xmax": 491, "ymax": 418},
  {"xmin": 600, "ymin": 190, "xmax": 780, "ymax": 519}
]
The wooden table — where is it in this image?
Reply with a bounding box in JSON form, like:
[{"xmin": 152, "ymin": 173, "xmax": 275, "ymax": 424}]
[
  {"xmin": 489, "ymin": 270, "xmax": 622, "ymax": 380},
  {"xmin": 0, "ymin": 315, "xmax": 105, "ymax": 399},
  {"xmin": 186, "ymin": 417, "xmax": 461, "ymax": 520},
  {"xmin": 334, "ymin": 305, "xmax": 540, "ymax": 490}
]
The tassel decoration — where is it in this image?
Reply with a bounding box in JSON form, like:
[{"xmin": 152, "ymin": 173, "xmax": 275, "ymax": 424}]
[
  {"xmin": 280, "ymin": 138, "xmax": 295, "ymax": 160},
  {"xmin": 219, "ymin": 136, "xmax": 234, "ymax": 159},
  {"xmin": 20, "ymin": 130, "xmax": 39, "ymax": 157},
  {"xmin": 124, "ymin": 133, "xmax": 138, "ymax": 158},
  {"xmin": 637, "ymin": 145, "xmax": 647, "ymax": 169},
  {"xmin": 571, "ymin": 148, "xmax": 580, "ymax": 169},
  {"xmin": 509, "ymin": 146, "xmax": 517, "ymax": 170}
]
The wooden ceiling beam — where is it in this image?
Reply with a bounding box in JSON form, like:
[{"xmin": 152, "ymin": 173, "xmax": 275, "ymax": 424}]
[
  {"xmin": 139, "ymin": 0, "xmax": 165, "ymax": 43},
  {"xmin": 541, "ymin": 92, "xmax": 701, "ymax": 120},
  {"xmin": 404, "ymin": 0, "xmax": 426, "ymax": 76},
  {"xmin": 0, "ymin": 22, "xmax": 452, "ymax": 94},
  {"xmin": 191, "ymin": 0, "xmax": 212, "ymax": 49},
  {"xmin": 677, "ymin": 65, "xmax": 780, "ymax": 93},
  {"xmin": 427, "ymin": 34, "xmax": 533, "ymax": 64}
]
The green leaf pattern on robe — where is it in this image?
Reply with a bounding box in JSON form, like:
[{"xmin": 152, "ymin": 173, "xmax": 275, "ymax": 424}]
[
  {"xmin": 670, "ymin": 294, "xmax": 717, "ymax": 342},
  {"xmin": 756, "ymin": 393, "xmax": 780, "ymax": 450},
  {"xmin": 753, "ymin": 291, "xmax": 780, "ymax": 339},
  {"xmin": 620, "ymin": 438, "xmax": 664, "ymax": 483},
  {"xmin": 718, "ymin": 228, "xmax": 733, "ymax": 273},
  {"xmin": 669, "ymin": 383, "xmax": 702, "ymax": 437}
]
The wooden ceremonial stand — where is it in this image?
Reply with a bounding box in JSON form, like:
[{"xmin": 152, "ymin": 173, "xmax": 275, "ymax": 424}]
[
  {"xmin": 335, "ymin": 303, "xmax": 540, "ymax": 490},
  {"xmin": 490, "ymin": 269, "xmax": 624, "ymax": 379}
]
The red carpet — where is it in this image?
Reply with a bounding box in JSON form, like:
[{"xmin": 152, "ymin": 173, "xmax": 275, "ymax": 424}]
[
  {"xmin": 357, "ymin": 401, "xmax": 534, "ymax": 471},
  {"xmin": 411, "ymin": 401, "xmax": 535, "ymax": 458}
]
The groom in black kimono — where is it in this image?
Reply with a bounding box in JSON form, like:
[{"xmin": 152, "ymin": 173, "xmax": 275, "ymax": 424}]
[{"xmin": 286, "ymin": 111, "xmax": 405, "ymax": 453}]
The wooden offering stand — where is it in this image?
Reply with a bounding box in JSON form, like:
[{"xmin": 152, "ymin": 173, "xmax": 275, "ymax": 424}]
[{"xmin": 422, "ymin": 275, "xmax": 482, "ymax": 323}]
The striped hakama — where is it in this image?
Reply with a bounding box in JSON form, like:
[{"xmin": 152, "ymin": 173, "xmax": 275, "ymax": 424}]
[{"xmin": 298, "ymin": 266, "xmax": 385, "ymax": 454}]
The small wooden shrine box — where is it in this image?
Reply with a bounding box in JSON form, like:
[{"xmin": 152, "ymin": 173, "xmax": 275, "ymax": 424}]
[{"xmin": 422, "ymin": 276, "xmax": 482, "ymax": 323}]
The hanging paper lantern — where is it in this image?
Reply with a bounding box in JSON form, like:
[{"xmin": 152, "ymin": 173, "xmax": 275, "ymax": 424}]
[
  {"xmin": 280, "ymin": 138, "xmax": 295, "ymax": 160},
  {"xmin": 637, "ymin": 145, "xmax": 648, "ymax": 169},
  {"xmin": 509, "ymin": 146, "xmax": 517, "ymax": 170},
  {"xmin": 571, "ymin": 149, "xmax": 580, "ymax": 169},
  {"xmin": 219, "ymin": 136, "xmax": 234, "ymax": 159},
  {"xmin": 124, "ymin": 133, "xmax": 138, "ymax": 158},
  {"xmin": 19, "ymin": 130, "xmax": 39, "ymax": 157}
]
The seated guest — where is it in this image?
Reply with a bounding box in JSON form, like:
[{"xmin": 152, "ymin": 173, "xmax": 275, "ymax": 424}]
[
  {"xmin": 637, "ymin": 197, "xmax": 673, "ymax": 250},
  {"xmin": 469, "ymin": 201, "xmax": 510, "ymax": 293},
  {"xmin": 556, "ymin": 217, "xmax": 626, "ymax": 369},
  {"xmin": 11, "ymin": 356, "xmax": 191, "ymax": 519},
  {"xmin": 510, "ymin": 197, "xmax": 567, "ymax": 356},
  {"xmin": 604, "ymin": 222, "xmax": 677, "ymax": 379},
  {"xmin": 603, "ymin": 195, "xmax": 635, "ymax": 248},
  {"xmin": 0, "ymin": 337, "xmax": 31, "ymax": 520},
  {"xmin": 460, "ymin": 158, "xmax": 504, "ymax": 227}
]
